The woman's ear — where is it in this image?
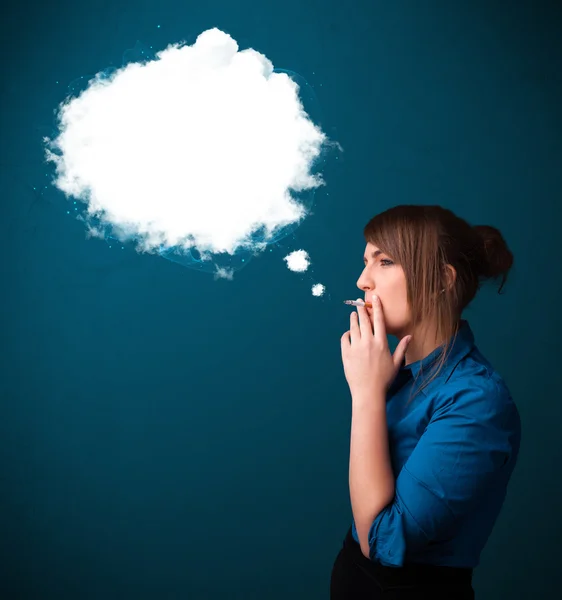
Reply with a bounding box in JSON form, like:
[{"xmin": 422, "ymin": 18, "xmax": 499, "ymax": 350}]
[{"xmin": 443, "ymin": 264, "xmax": 457, "ymax": 291}]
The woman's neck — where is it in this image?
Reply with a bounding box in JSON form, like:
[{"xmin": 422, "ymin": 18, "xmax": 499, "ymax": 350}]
[{"xmin": 403, "ymin": 319, "xmax": 458, "ymax": 366}]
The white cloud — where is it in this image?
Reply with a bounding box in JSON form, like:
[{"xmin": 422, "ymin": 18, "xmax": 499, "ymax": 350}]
[
  {"xmin": 311, "ymin": 283, "xmax": 325, "ymax": 296},
  {"xmin": 283, "ymin": 249, "xmax": 310, "ymax": 272},
  {"xmin": 213, "ymin": 266, "xmax": 234, "ymax": 281},
  {"xmin": 44, "ymin": 28, "xmax": 333, "ymax": 269}
]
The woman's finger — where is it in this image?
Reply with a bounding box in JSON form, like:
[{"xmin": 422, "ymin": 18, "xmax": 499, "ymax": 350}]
[
  {"xmin": 371, "ymin": 295, "xmax": 387, "ymax": 343},
  {"xmin": 341, "ymin": 331, "xmax": 351, "ymax": 356},
  {"xmin": 350, "ymin": 311, "xmax": 360, "ymax": 345},
  {"xmin": 356, "ymin": 302, "xmax": 373, "ymax": 337}
]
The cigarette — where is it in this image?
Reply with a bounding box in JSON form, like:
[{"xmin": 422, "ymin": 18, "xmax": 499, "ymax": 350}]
[{"xmin": 343, "ymin": 300, "xmax": 373, "ymax": 309}]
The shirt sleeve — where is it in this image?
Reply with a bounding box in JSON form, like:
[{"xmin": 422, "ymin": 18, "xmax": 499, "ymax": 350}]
[{"xmin": 368, "ymin": 377, "xmax": 517, "ymax": 566}]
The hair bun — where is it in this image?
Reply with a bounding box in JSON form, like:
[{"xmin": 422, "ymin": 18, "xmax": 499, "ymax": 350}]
[{"xmin": 473, "ymin": 225, "xmax": 514, "ymax": 292}]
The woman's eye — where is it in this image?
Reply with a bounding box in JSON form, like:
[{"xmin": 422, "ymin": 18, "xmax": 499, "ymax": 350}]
[{"xmin": 363, "ymin": 259, "xmax": 394, "ymax": 268}]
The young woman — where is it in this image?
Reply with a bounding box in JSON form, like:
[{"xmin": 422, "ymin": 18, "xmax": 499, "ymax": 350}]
[{"xmin": 331, "ymin": 205, "xmax": 521, "ymax": 599}]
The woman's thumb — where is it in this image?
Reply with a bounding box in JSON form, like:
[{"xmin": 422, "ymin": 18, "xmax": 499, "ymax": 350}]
[{"xmin": 393, "ymin": 335, "xmax": 412, "ymax": 369}]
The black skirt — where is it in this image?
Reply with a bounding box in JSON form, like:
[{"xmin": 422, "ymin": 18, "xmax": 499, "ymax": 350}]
[{"xmin": 330, "ymin": 527, "xmax": 475, "ymax": 600}]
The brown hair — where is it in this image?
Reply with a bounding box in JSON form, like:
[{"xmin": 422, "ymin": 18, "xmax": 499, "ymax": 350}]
[{"xmin": 363, "ymin": 205, "xmax": 514, "ymax": 400}]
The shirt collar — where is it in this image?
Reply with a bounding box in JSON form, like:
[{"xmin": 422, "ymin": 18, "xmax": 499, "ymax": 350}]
[{"xmin": 398, "ymin": 320, "xmax": 475, "ymax": 396}]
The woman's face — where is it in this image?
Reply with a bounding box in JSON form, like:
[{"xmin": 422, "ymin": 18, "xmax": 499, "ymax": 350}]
[{"xmin": 356, "ymin": 242, "xmax": 412, "ymax": 337}]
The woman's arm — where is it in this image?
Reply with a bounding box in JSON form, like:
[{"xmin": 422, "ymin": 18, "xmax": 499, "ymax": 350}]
[
  {"xmin": 349, "ymin": 391, "xmax": 395, "ymax": 558},
  {"xmin": 359, "ymin": 378, "xmax": 519, "ymax": 566}
]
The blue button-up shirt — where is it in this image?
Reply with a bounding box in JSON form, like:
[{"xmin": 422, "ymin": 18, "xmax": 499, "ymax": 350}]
[{"xmin": 351, "ymin": 320, "xmax": 521, "ymax": 568}]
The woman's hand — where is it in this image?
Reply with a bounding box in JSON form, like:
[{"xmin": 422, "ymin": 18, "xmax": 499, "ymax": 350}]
[{"xmin": 340, "ymin": 295, "xmax": 412, "ymax": 400}]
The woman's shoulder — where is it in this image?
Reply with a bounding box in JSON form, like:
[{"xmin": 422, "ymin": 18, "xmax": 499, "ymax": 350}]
[{"xmin": 433, "ymin": 347, "xmax": 519, "ymax": 424}]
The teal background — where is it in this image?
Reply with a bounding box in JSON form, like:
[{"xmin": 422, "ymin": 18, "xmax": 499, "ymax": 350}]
[{"xmin": 1, "ymin": 1, "xmax": 561, "ymax": 598}]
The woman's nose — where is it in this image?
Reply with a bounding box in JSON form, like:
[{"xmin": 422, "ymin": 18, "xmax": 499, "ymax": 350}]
[{"xmin": 357, "ymin": 271, "xmax": 371, "ymax": 288}]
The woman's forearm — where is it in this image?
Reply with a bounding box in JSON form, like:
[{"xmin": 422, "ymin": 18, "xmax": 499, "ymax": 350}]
[{"xmin": 349, "ymin": 392, "xmax": 395, "ymax": 558}]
